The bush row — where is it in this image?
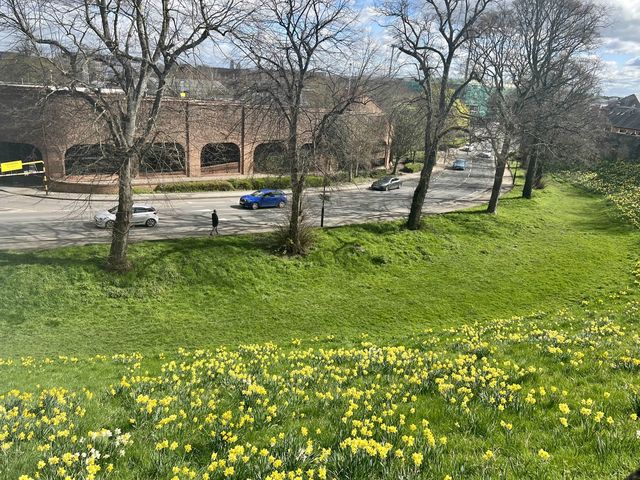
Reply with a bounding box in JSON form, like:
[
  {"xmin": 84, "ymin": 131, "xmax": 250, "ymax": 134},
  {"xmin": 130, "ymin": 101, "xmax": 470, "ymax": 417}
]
[
  {"xmin": 401, "ymin": 162, "xmax": 424, "ymax": 173},
  {"xmin": 153, "ymin": 172, "xmax": 387, "ymax": 193}
]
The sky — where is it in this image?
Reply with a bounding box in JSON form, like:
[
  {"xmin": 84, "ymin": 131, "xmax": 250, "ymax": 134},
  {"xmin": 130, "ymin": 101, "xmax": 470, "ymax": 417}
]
[
  {"xmin": 598, "ymin": 0, "xmax": 640, "ymax": 97},
  {"xmin": 355, "ymin": 0, "xmax": 640, "ymax": 98},
  {"xmin": 1, "ymin": 0, "xmax": 637, "ymax": 98}
]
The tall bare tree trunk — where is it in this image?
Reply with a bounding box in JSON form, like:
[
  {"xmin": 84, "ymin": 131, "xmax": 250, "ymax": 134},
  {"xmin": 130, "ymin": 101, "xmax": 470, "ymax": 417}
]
[
  {"xmin": 407, "ymin": 145, "xmax": 437, "ymax": 230},
  {"xmin": 487, "ymin": 137, "xmax": 511, "ymax": 214},
  {"xmin": 534, "ymin": 160, "xmax": 544, "ymax": 188},
  {"xmin": 108, "ymin": 154, "xmax": 135, "ymax": 270},
  {"xmin": 390, "ymin": 148, "xmax": 398, "ymax": 174},
  {"xmin": 522, "ymin": 147, "xmax": 537, "ymax": 199},
  {"xmin": 287, "ymin": 126, "xmax": 306, "ymax": 254}
]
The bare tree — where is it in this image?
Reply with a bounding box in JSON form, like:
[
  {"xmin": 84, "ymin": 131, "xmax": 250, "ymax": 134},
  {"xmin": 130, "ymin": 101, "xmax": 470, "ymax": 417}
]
[
  {"xmin": 0, "ymin": 0, "xmax": 243, "ymax": 270},
  {"xmin": 233, "ymin": 0, "xmax": 370, "ymax": 254},
  {"xmin": 472, "ymin": 6, "xmax": 524, "ymax": 214},
  {"xmin": 526, "ymin": 60, "xmax": 603, "ymax": 181},
  {"xmin": 379, "ymin": 0, "xmax": 492, "ymax": 230},
  {"xmin": 317, "ymin": 104, "xmax": 386, "ymax": 180},
  {"xmin": 509, "ymin": 0, "xmax": 602, "ymax": 199},
  {"xmin": 373, "ymin": 81, "xmax": 425, "ymax": 173}
]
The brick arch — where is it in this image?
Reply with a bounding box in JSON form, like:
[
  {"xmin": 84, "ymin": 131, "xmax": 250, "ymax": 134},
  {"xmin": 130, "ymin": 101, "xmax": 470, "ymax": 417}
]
[
  {"xmin": 139, "ymin": 142, "xmax": 186, "ymax": 175},
  {"xmin": 0, "ymin": 141, "xmax": 45, "ymax": 186},
  {"xmin": 201, "ymin": 143, "xmax": 240, "ymax": 174},
  {"xmin": 0, "ymin": 141, "xmax": 43, "ymax": 163},
  {"xmin": 64, "ymin": 144, "xmax": 119, "ymax": 175},
  {"xmin": 253, "ymin": 141, "xmax": 287, "ymax": 174}
]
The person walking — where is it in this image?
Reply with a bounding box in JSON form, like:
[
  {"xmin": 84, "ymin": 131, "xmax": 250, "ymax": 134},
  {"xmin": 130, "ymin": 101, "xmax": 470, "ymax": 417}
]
[{"xmin": 210, "ymin": 209, "xmax": 219, "ymax": 236}]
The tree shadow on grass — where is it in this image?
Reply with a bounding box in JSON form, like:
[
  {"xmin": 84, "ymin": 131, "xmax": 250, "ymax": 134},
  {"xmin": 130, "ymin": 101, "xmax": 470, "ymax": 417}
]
[
  {"xmin": 0, "ymin": 232, "xmax": 277, "ymax": 283},
  {"xmin": 0, "ymin": 249, "xmax": 104, "ymax": 269},
  {"xmin": 350, "ymin": 221, "xmax": 405, "ymax": 235},
  {"xmin": 129, "ymin": 232, "xmax": 278, "ymax": 278}
]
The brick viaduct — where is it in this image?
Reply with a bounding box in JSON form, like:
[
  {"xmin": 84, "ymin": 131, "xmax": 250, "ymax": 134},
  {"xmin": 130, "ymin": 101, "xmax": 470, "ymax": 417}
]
[{"xmin": 0, "ymin": 84, "xmax": 390, "ymax": 191}]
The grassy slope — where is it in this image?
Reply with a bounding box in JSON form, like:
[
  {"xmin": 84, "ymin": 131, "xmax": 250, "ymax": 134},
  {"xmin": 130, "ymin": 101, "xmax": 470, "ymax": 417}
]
[
  {"xmin": 2, "ymin": 180, "xmax": 640, "ymax": 479},
  {"xmin": 0, "ymin": 178, "xmax": 638, "ymax": 357}
]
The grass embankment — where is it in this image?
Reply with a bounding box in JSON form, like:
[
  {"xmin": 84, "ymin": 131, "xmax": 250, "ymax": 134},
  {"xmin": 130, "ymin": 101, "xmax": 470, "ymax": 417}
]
[
  {"xmin": 568, "ymin": 160, "xmax": 640, "ymax": 228},
  {"xmin": 2, "ymin": 179, "xmax": 640, "ymax": 479},
  {"xmin": 0, "ymin": 180, "xmax": 638, "ymax": 358}
]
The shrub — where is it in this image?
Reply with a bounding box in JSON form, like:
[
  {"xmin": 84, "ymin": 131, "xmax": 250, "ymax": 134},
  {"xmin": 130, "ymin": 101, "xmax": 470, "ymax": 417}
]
[
  {"xmin": 270, "ymin": 176, "xmax": 293, "ymax": 189},
  {"xmin": 271, "ymin": 210, "xmax": 315, "ymax": 255},
  {"xmin": 304, "ymin": 176, "xmax": 325, "ymax": 188},
  {"xmin": 368, "ymin": 169, "xmax": 391, "ymax": 179},
  {"xmin": 446, "ymin": 136, "xmax": 467, "ymax": 148},
  {"xmin": 231, "ymin": 178, "xmax": 253, "ymax": 190},
  {"xmin": 155, "ymin": 180, "xmax": 234, "ymax": 192},
  {"xmin": 402, "ymin": 162, "xmax": 424, "ymax": 173},
  {"xmin": 412, "ymin": 151, "xmax": 425, "ymax": 162}
]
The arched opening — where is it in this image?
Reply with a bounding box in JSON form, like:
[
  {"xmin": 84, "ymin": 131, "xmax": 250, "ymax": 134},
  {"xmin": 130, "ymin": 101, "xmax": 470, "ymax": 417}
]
[
  {"xmin": 139, "ymin": 142, "xmax": 186, "ymax": 175},
  {"xmin": 0, "ymin": 142, "xmax": 42, "ymax": 163},
  {"xmin": 253, "ymin": 142, "xmax": 287, "ymax": 174},
  {"xmin": 0, "ymin": 142, "xmax": 44, "ymax": 186},
  {"xmin": 65, "ymin": 144, "xmax": 119, "ymax": 176},
  {"xmin": 201, "ymin": 143, "xmax": 240, "ymax": 174},
  {"xmin": 300, "ymin": 142, "xmax": 315, "ymax": 158}
]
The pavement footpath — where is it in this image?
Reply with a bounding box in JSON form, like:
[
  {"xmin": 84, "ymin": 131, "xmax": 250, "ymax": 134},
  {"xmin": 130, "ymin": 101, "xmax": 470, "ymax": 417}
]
[{"xmin": 0, "ymin": 169, "xmax": 443, "ymax": 203}]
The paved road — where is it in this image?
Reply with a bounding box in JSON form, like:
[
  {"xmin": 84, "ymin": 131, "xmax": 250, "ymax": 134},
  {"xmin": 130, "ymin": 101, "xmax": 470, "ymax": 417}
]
[{"xmin": 0, "ymin": 156, "xmax": 510, "ymax": 251}]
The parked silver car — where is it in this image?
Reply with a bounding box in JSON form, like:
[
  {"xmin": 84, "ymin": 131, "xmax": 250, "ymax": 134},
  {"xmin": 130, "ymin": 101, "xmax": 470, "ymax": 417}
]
[
  {"xmin": 94, "ymin": 205, "xmax": 159, "ymax": 228},
  {"xmin": 371, "ymin": 176, "xmax": 403, "ymax": 191}
]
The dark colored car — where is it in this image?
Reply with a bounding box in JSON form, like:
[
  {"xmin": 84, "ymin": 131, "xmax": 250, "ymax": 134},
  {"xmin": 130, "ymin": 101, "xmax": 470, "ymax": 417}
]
[
  {"xmin": 452, "ymin": 159, "xmax": 467, "ymax": 170},
  {"xmin": 371, "ymin": 176, "xmax": 402, "ymax": 191},
  {"xmin": 239, "ymin": 189, "xmax": 287, "ymax": 209}
]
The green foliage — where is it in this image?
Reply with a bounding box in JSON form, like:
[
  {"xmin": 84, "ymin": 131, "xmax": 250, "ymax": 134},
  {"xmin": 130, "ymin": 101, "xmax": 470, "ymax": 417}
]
[
  {"xmin": 304, "ymin": 176, "xmax": 326, "ymax": 188},
  {"xmin": 151, "ymin": 175, "xmax": 374, "ymax": 193},
  {"xmin": 365, "ymin": 169, "xmax": 391, "ymax": 179},
  {"xmin": 154, "ymin": 180, "xmax": 235, "ymax": 192},
  {"xmin": 402, "ymin": 162, "xmax": 424, "ymax": 173},
  {"xmin": 446, "ymin": 136, "xmax": 467, "ymax": 149},
  {"xmin": 229, "ymin": 178, "xmax": 253, "ymax": 190},
  {"xmin": 247, "ymin": 177, "xmax": 290, "ymax": 190},
  {"xmin": 412, "ymin": 151, "xmax": 425, "ymax": 162}
]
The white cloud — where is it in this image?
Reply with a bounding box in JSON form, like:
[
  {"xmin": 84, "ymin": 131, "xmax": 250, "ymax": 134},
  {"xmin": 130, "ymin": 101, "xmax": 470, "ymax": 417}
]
[
  {"xmin": 625, "ymin": 56, "xmax": 640, "ymax": 66},
  {"xmin": 601, "ymin": 37, "xmax": 640, "ymax": 56},
  {"xmin": 600, "ymin": 57, "xmax": 640, "ymax": 96},
  {"xmin": 600, "ymin": 0, "xmax": 640, "ymax": 48},
  {"xmin": 595, "ymin": 0, "xmax": 640, "ymax": 95}
]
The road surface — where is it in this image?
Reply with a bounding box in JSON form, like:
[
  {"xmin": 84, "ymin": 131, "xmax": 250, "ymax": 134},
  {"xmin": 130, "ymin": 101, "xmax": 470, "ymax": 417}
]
[{"xmin": 0, "ymin": 156, "xmax": 510, "ymax": 250}]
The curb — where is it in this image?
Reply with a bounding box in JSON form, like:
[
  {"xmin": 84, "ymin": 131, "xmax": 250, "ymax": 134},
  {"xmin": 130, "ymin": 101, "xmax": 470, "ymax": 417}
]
[{"xmin": 0, "ymin": 172, "xmax": 426, "ymax": 203}]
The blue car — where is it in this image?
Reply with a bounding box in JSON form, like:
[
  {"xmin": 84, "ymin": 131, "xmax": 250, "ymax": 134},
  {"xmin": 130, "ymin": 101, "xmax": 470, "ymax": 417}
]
[
  {"xmin": 452, "ymin": 159, "xmax": 467, "ymax": 170},
  {"xmin": 239, "ymin": 189, "xmax": 288, "ymax": 209}
]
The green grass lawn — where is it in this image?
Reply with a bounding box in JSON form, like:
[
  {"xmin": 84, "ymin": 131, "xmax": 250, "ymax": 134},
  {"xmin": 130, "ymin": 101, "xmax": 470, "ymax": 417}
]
[
  {"xmin": 2, "ymin": 179, "xmax": 640, "ymax": 479},
  {"xmin": 1, "ymin": 179, "xmax": 638, "ymax": 358}
]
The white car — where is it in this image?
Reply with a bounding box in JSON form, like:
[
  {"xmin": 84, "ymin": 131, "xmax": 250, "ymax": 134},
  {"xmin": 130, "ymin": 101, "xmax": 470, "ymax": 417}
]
[
  {"xmin": 476, "ymin": 151, "xmax": 493, "ymax": 159},
  {"xmin": 94, "ymin": 205, "xmax": 159, "ymax": 228}
]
